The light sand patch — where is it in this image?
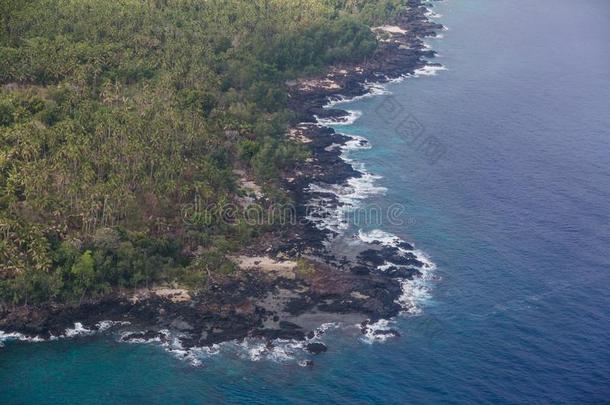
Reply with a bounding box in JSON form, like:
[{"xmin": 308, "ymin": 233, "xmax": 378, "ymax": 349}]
[
  {"xmin": 373, "ymin": 25, "xmax": 407, "ymax": 35},
  {"xmin": 130, "ymin": 287, "xmax": 191, "ymax": 303},
  {"xmin": 153, "ymin": 288, "xmax": 191, "ymax": 302},
  {"xmin": 298, "ymin": 78, "xmax": 341, "ymax": 92},
  {"xmin": 232, "ymin": 255, "xmax": 298, "ymax": 280},
  {"xmin": 288, "ymin": 127, "xmax": 312, "ymax": 144}
]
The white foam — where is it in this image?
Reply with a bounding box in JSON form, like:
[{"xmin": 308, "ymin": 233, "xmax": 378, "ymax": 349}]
[
  {"xmin": 358, "ymin": 229, "xmax": 436, "ymax": 315},
  {"xmin": 161, "ymin": 331, "xmax": 207, "ymax": 366},
  {"xmin": 315, "ymin": 110, "xmax": 362, "ymax": 126},
  {"xmin": 358, "ymin": 229, "xmax": 405, "ymax": 247},
  {"xmin": 2, "ymin": 319, "xmax": 346, "ymax": 367},
  {"xmin": 309, "ymin": 322, "xmax": 340, "ymax": 341},
  {"xmin": 234, "ymin": 323, "xmax": 339, "ymax": 362},
  {"xmin": 96, "ymin": 320, "xmax": 131, "ymax": 332},
  {"xmin": 1, "ymin": 12, "xmax": 446, "ymax": 357},
  {"xmin": 324, "ymin": 82, "xmax": 392, "ymax": 109},
  {"xmin": 324, "ymin": 94, "xmax": 350, "ymax": 108},
  {"xmin": 305, "ymin": 130, "xmax": 387, "ymax": 234},
  {"xmin": 396, "ymin": 276, "xmax": 432, "ymax": 315},
  {"xmin": 307, "ymin": 39, "xmax": 447, "ymax": 236},
  {"xmin": 117, "ymin": 328, "xmax": 312, "ymax": 366},
  {"xmin": 386, "ymin": 75, "xmax": 407, "ymax": 84},
  {"xmin": 1, "ymin": 319, "xmax": 135, "ymax": 347},
  {"xmin": 425, "ymin": 11, "xmax": 443, "ymax": 19},
  {"xmin": 0, "ymin": 330, "xmax": 45, "ymax": 346},
  {"xmin": 237, "ymin": 338, "xmax": 305, "ymax": 362},
  {"xmin": 344, "ymin": 134, "xmax": 371, "ymax": 150},
  {"xmin": 306, "ymin": 20, "xmax": 448, "ymax": 236},
  {"xmin": 306, "ymin": 170, "xmax": 387, "ymax": 233},
  {"xmin": 118, "ymin": 328, "xmax": 211, "ymax": 366},
  {"xmin": 127, "ymin": 320, "xmax": 340, "ymax": 366},
  {"xmin": 64, "ymin": 322, "xmax": 94, "ymax": 337},
  {"xmin": 119, "ymin": 329, "xmax": 169, "ymax": 345},
  {"xmin": 307, "ymin": 64, "xmax": 447, "ymax": 236},
  {"xmin": 411, "ymin": 64, "xmax": 447, "ymax": 77},
  {"xmin": 190, "ymin": 345, "xmax": 223, "ymax": 366},
  {"xmin": 365, "ymin": 82, "xmax": 392, "ymax": 97},
  {"xmin": 360, "ymin": 319, "xmax": 399, "ymax": 344}
]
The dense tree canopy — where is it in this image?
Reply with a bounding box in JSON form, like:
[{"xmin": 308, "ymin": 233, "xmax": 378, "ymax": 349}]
[{"xmin": 0, "ymin": 0, "xmax": 407, "ymax": 305}]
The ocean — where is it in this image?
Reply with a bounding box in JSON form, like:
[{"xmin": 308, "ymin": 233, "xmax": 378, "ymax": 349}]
[{"xmin": 2, "ymin": 0, "xmax": 609, "ymax": 403}]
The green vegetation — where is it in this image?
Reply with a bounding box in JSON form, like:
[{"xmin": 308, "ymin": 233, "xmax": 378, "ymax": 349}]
[{"xmin": 0, "ymin": 0, "xmax": 407, "ymax": 305}]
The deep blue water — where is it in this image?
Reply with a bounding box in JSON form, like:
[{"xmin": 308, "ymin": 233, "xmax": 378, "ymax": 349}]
[{"xmin": 2, "ymin": 0, "xmax": 610, "ymax": 403}]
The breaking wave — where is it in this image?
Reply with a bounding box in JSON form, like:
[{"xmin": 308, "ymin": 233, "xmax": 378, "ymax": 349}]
[
  {"xmin": 358, "ymin": 229, "xmax": 436, "ymax": 315},
  {"xmin": 118, "ymin": 322, "xmax": 340, "ymax": 367},
  {"xmin": 305, "ymin": 131, "xmax": 387, "ymax": 234}
]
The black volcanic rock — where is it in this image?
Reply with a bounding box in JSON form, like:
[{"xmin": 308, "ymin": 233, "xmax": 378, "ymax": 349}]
[
  {"xmin": 0, "ymin": 0, "xmax": 443, "ymax": 357},
  {"xmin": 351, "ymin": 266, "xmax": 370, "ymax": 275},
  {"xmin": 120, "ymin": 330, "xmax": 164, "ymax": 342},
  {"xmin": 306, "ymin": 342, "xmax": 328, "ymax": 354}
]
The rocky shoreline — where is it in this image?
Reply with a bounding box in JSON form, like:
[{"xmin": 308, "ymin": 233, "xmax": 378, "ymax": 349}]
[{"xmin": 0, "ymin": 1, "xmax": 443, "ymax": 363}]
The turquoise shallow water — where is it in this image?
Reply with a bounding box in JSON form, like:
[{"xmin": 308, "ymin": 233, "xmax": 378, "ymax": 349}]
[{"xmin": 2, "ymin": 0, "xmax": 610, "ymax": 403}]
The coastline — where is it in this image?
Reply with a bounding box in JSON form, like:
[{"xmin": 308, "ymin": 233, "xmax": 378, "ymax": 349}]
[{"xmin": 0, "ymin": 1, "xmax": 444, "ymax": 365}]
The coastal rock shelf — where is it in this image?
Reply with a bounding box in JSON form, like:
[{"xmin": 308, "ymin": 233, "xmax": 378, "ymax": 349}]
[{"xmin": 0, "ymin": 0, "xmax": 443, "ymax": 362}]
